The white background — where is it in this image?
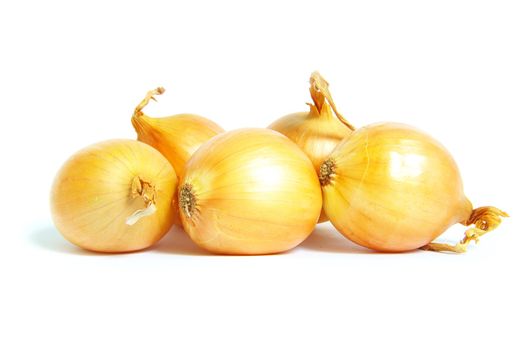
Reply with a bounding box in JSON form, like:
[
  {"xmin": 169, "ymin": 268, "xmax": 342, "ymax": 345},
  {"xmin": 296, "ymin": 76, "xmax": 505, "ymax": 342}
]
[{"xmin": 1, "ymin": 0, "xmax": 522, "ymax": 349}]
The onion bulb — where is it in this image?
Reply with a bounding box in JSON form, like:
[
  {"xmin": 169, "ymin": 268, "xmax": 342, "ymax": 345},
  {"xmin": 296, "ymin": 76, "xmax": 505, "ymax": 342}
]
[
  {"xmin": 268, "ymin": 72, "xmax": 355, "ymax": 222},
  {"xmin": 178, "ymin": 128, "xmax": 322, "ymax": 255},
  {"xmin": 131, "ymin": 87, "xmax": 224, "ymax": 176},
  {"xmin": 50, "ymin": 139, "xmax": 177, "ymax": 253},
  {"xmin": 320, "ymin": 123, "xmax": 508, "ymax": 253}
]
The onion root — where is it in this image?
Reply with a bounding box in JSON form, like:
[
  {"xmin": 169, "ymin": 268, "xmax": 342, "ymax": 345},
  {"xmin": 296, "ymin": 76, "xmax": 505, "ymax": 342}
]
[{"xmin": 126, "ymin": 176, "xmax": 158, "ymax": 225}]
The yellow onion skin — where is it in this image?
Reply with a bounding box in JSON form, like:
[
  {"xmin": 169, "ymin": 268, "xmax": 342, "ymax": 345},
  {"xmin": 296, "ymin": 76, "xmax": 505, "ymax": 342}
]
[
  {"xmin": 321, "ymin": 123, "xmax": 474, "ymax": 252},
  {"xmin": 268, "ymin": 106, "xmax": 351, "ymax": 222},
  {"xmin": 178, "ymin": 128, "xmax": 322, "ymax": 255},
  {"xmin": 268, "ymin": 72, "xmax": 354, "ymax": 223},
  {"xmin": 50, "ymin": 140, "xmax": 177, "ymax": 253},
  {"xmin": 131, "ymin": 87, "xmax": 224, "ymax": 177},
  {"xmin": 132, "ymin": 113, "xmax": 223, "ymax": 176},
  {"xmin": 269, "ymin": 106, "xmax": 352, "ymax": 174}
]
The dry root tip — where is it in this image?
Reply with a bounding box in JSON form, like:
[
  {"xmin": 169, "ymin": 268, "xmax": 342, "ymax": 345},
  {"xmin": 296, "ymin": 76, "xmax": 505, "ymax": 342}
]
[
  {"xmin": 421, "ymin": 206, "xmax": 509, "ymax": 253},
  {"xmin": 420, "ymin": 242, "xmax": 467, "ymax": 253},
  {"xmin": 319, "ymin": 158, "xmax": 336, "ymax": 186},
  {"xmin": 180, "ymin": 184, "xmax": 196, "ymax": 218},
  {"xmin": 126, "ymin": 203, "xmax": 157, "ymax": 226},
  {"xmin": 131, "ymin": 176, "xmax": 156, "ymax": 204},
  {"xmin": 126, "ymin": 176, "xmax": 157, "ymax": 225}
]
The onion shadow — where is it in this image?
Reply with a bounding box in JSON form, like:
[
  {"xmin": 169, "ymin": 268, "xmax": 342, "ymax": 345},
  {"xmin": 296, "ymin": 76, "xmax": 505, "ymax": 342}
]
[
  {"xmin": 153, "ymin": 225, "xmax": 210, "ymax": 256},
  {"xmin": 300, "ymin": 225, "xmax": 425, "ymax": 255},
  {"xmin": 29, "ymin": 226, "xmax": 100, "ymax": 256},
  {"xmin": 30, "ymin": 224, "xmax": 209, "ymax": 256},
  {"xmin": 299, "ymin": 225, "xmax": 378, "ymax": 254},
  {"xmin": 154, "ymin": 226, "xmax": 302, "ymax": 257}
]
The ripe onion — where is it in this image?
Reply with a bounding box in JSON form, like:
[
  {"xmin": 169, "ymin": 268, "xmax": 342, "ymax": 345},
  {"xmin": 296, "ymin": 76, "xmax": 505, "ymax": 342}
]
[
  {"xmin": 178, "ymin": 128, "xmax": 322, "ymax": 255},
  {"xmin": 320, "ymin": 123, "xmax": 508, "ymax": 253},
  {"xmin": 268, "ymin": 72, "xmax": 355, "ymax": 222},
  {"xmin": 131, "ymin": 87, "xmax": 224, "ymax": 176},
  {"xmin": 50, "ymin": 139, "xmax": 177, "ymax": 253}
]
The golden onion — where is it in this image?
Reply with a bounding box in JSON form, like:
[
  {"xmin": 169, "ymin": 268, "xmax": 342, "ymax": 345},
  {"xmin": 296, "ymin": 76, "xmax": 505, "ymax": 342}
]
[
  {"xmin": 320, "ymin": 123, "xmax": 508, "ymax": 253},
  {"xmin": 50, "ymin": 139, "xmax": 177, "ymax": 253},
  {"xmin": 131, "ymin": 87, "xmax": 224, "ymax": 176},
  {"xmin": 269, "ymin": 72, "xmax": 355, "ymax": 222},
  {"xmin": 178, "ymin": 128, "xmax": 322, "ymax": 255}
]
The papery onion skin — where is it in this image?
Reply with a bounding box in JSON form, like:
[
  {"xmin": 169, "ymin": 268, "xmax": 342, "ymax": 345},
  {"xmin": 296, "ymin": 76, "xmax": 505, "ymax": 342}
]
[
  {"xmin": 269, "ymin": 106, "xmax": 352, "ymax": 176},
  {"xmin": 131, "ymin": 87, "xmax": 224, "ymax": 176},
  {"xmin": 50, "ymin": 139, "xmax": 177, "ymax": 253},
  {"xmin": 178, "ymin": 128, "xmax": 322, "ymax": 255},
  {"xmin": 321, "ymin": 123, "xmax": 502, "ymax": 252},
  {"xmin": 269, "ymin": 107, "xmax": 351, "ymax": 222},
  {"xmin": 268, "ymin": 72, "xmax": 354, "ymax": 222}
]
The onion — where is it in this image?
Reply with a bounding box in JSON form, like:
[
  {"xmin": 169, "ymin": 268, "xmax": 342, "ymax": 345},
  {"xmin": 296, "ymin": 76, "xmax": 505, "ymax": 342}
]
[
  {"xmin": 178, "ymin": 128, "xmax": 322, "ymax": 254},
  {"xmin": 268, "ymin": 72, "xmax": 355, "ymax": 222},
  {"xmin": 320, "ymin": 123, "xmax": 508, "ymax": 253},
  {"xmin": 131, "ymin": 87, "xmax": 224, "ymax": 176},
  {"xmin": 50, "ymin": 140, "xmax": 177, "ymax": 253}
]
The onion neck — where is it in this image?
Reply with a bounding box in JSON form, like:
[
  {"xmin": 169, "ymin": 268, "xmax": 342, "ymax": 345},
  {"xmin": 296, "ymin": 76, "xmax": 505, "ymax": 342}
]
[
  {"xmin": 131, "ymin": 86, "xmax": 165, "ymax": 129},
  {"xmin": 309, "ymin": 71, "xmax": 355, "ymax": 131},
  {"xmin": 126, "ymin": 176, "xmax": 158, "ymax": 225},
  {"xmin": 132, "ymin": 86, "xmax": 165, "ymax": 121},
  {"xmin": 421, "ymin": 206, "xmax": 509, "ymax": 253},
  {"xmin": 309, "ymin": 84, "xmax": 326, "ymax": 114},
  {"xmin": 132, "ymin": 87, "xmax": 166, "ymax": 139}
]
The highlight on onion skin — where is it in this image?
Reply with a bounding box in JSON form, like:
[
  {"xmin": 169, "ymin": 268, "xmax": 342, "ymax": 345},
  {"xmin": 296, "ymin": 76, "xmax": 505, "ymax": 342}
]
[
  {"xmin": 178, "ymin": 128, "xmax": 322, "ymax": 255},
  {"xmin": 131, "ymin": 87, "xmax": 224, "ymax": 177},
  {"xmin": 50, "ymin": 139, "xmax": 177, "ymax": 253},
  {"xmin": 320, "ymin": 123, "xmax": 508, "ymax": 253},
  {"xmin": 268, "ymin": 72, "xmax": 355, "ymax": 222}
]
